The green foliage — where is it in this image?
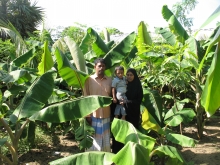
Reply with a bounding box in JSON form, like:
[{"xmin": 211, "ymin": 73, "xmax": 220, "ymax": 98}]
[{"xmin": 0, "ymin": 39, "xmax": 16, "ymax": 62}]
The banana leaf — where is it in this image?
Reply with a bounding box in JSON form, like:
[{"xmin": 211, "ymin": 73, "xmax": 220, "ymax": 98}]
[
  {"xmin": 166, "ymin": 133, "xmax": 197, "ymax": 147},
  {"xmin": 162, "ymin": 5, "xmax": 189, "ymax": 44},
  {"xmin": 136, "ymin": 21, "xmax": 152, "ymax": 55},
  {"xmin": 104, "ymin": 32, "xmax": 136, "ymax": 69},
  {"xmin": 111, "ymin": 118, "xmax": 155, "ymax": 151},
  {"xmin": 49, "ymin": 151, "xmax": 115, "ymax": 165},
  {"xmin": 54, "ymin": 48, "xmax": 89, "ymax": 89},
  {"xmin": 38, "ymin": 41, "xmax": 53, "ymax": 75},
  {"xmin": 11, "ymin": 48, "xmax": 36, "ymax": 67},
  {"xmin": 201, "ymin": 41, "xmax": 220, "ymax": 116},
  {"xmin": 1, "ymin": 70, "xmax": 31, "ymax": 84},
  {"xmin": 64, "ymin": 36, "xmax": 87, "ymax": 72},
  {"xmin": 29, "ymin": 95, "xmax": 112, "ymax": 123},
  {"xmin": 153, "ymin": 145, "xmax": 186, "ymax": 165},
  {"xmin": 13, "ymin": 70, "xmax": 55, "ymax": 119},
  {"xmin": 142, "ymin": 89, "xmax": 163, "ymax": 126},
  {"xmin": 155, "ymin": 27, "xmax": 176, "ymax": 46},
  {"xmin": 112, "ymin": 142, "xmax": 150, "ymax": 165},
  {"xmin": 79, "ymin": 28, "xmax": 109, "ymax": 56}
]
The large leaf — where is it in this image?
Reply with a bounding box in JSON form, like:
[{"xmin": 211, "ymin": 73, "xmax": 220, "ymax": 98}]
[
  {"xmin": 164, "ymin": 108, "xmax": 196, "ymax": 126},
  {"xmin": 11, "ymin": 48, "xmax": 36, "ymax": 67},
  {"xmin": 112, "ymin": 142, "xmax": 150, "ymax": 165},
  {"xmin": 153, "ymin": 145, "xmax": 186, "ymax": 164},
  {"xmin": 64, "ymin": 36, "xmax": 87, "ymax": 72},
  {"xmin": 104, "ymin": 32, "xmax": 136, "ymax": 69},
  {"xmin": 1, "ymin": 70, "xmax": 31, "ymax": 84},
  {"xmin": 38, "ymin": 41, "xmax": 53, "ymax": 75},
  {"xmin": 29, "ymin": 95, "xmax": 112, "ymax": 122},
  {"xmin": 201, "ymin": 42, "xmax": 220, "ymax": 116},
  {"xmin": 111, "ymin": 118, "xmax": 155, "ymax": 151},
  {"xmin": 162, "ymin": 5, "xmax": 189, "ymax": 44},
  {"xmin": 141, "ymin": 108, "xmax": 163, "ymax": 134},
  {"xmin": 13, "ymin": 71, "xmax": 55, "ymax": 119},
  {"xmin": 155, "ymin": 27, "xmax": 176, "ymax": 46},
  {"xmin": 3, "ymin": 85, "xmax": 28, "ymax": 100},
  {"xmin": 0, "ymin": 138, "xmax": 7, "ymax": 146},
  {"xmin": 49, "ymin": 151, "xmax": 114, "ymax": 165},
  {"xmin": 54, "ymin": 48, "xmax": 89, "ymax": 88},
  {"xmin": 142, "ymin": 89, "xmax": 163, "ymax": 126},
  {"xmin": 79, "ymin": 28, "xmax": 109, "ymax": 56},
  {"xmin": 136, "ymin": 21, "xmax": 152, "ymax": 55},
  {"xmin": 166, "ymin": 133, "xmax": 196, "ymax": 147}
]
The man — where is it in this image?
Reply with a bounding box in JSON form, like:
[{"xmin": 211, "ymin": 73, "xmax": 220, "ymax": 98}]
[{"xmin": 83, "ymin": 58, "xmax": 112, "ymax": 152}]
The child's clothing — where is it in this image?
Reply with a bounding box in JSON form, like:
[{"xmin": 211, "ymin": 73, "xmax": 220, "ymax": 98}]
[{"xmin": 112, "ymin": 76, "xmax": 127, "ymax": 116}]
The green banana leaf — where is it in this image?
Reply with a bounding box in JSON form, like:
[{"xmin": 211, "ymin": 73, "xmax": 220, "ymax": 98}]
[
  {"xmin": 166, "ymin": 133, "xmax": 196, "ymax": 147},
  {"xmin": 155, "ymin": 27, "xmax": 176, "ymax": 46},
  {"xmin": 13, "ymin": 70, "xmax": 55, "ymax": 119},
  {"xmin": 197, "ymin": 5, "xmax": 220, "ymax": 32},
  {"xmin": 38, "ymin": 41, "xmax": 53, "ymax": 75},
  {"xmin": 162, "ymin": 5, "xmax": 189, "ymax": 44},
  {"xmin": 201, "ymin": 41, "xmax": 220, "ymax": 116},
  {"xmin": 142, "ymin": 89, "xmax": 163, "ymax": 126},
  {"xmin": 111, "ymin": 118, "xmax": 155, "ymax": 151},
  {"xmin": 3, "ymin": 85, "xmax": 28, "ymax": 100},
  {"xmin": 112, "ymin": 141, "xmax": 150, "ymax": 165},
  {"xmin": 75, "ymin": 119, "xmax": 95, "ymax": 150},
  {"xmin": 49, "ymin": 151, "xmax": 115, "ymax": 165},
  {"xmin": 11, "ymin": 48, "xmax": 36, "ymax": 67},
  {"xmin": 64, "ymin": 36, "xmax": 87, "ymax": 72},
  {"xmin": 79, "ymin": 28, "xmax": 109, "ymax": 56},
  {"xmin": 164, "ymin": 108, "xmax": 196, "ymax": 127},
  {"xmin": 54, "ymin": 48, "xmax": 89, "ymax": 89},
  {"xmin": 104, "ymin": 32, "xmax": 136, "ymax": 69},
  {"xmin": 1, "ymin": 70, "xmax": 31, "ymax": 84},
  {"xmin": 29, "ymin": 95, "xmax": 112, "ymax": 122},
  {"xmin": 153, "ymin": 145, "xmax": 186, "ymax": 165},
  {"xmin": 136, "ymin": 21, "xmax": 152, "ymax": 55}
]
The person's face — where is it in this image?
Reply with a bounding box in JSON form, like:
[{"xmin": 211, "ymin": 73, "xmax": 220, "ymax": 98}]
[
  {"xmin": 126, "ymin": 71, "xmax": 134, "ymax": 82},
  {"xmin": 116, "ymin": 69, "xmax": 124, "ymax": 79},
  {"xmin": 94, "ymin": 62, "xmax": 106, "ymax": 76}
]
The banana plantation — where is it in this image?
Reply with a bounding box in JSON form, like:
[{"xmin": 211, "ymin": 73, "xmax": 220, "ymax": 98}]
[{"xmin": 0, "ymin": 3, "xmax": 220, "ymax": 165}]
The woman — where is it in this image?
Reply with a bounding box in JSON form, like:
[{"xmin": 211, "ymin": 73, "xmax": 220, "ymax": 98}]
[{"xmin": 112, "ymin": 68, "xmax": 143, "ymax": 153}]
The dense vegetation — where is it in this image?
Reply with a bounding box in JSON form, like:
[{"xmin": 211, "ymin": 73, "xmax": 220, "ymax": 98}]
[{"xmin": 0, "ymin": 1, "xmax": 220, "ymax": 165}]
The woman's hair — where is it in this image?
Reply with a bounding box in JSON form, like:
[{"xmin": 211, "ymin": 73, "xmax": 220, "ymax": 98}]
[
  {"xmin": 114, "ymin": 66, "xmax": 124, "ymax": 74},
  {"xmin": 94, "ymin": 58, "xmax": 106, "ymax": 66}
]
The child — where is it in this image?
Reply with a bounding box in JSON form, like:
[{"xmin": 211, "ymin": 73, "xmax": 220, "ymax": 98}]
[{"xmin": 112, "ymin": 66, "xmax": 127, "ymax": 120}]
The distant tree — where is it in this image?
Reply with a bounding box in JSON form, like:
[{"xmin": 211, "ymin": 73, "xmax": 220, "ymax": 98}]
[
  {"xmin": 172, "ymin": 0, "xmax": 198, "ymax": 32},
  {"xmin": 0, "ymin": 0, "xmax": 44, "ymax": 38},
  {"xmin": 99, "ymin": 27, "xmax": 124, "ymax": 41},
  {"xmin": 60, "ymin": 23, "xmax": 87, "ymax": 45}
]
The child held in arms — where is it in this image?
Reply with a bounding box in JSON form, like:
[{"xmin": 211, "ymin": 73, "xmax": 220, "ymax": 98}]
[{"xmin": 112, "ymin": 66, "xmax": 128, "ymax": 120}]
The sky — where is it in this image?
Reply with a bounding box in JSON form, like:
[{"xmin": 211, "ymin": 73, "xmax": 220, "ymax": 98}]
[{"xmin": 36, "ymin": 0, "xmax": 220, "ymax": 33}]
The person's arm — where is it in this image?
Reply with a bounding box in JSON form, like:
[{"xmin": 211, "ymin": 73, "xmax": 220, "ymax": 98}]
[
  {"xmin": 112, "ymin": 87, "xmax": 117, "ymax": 103},
  {"xmin": 129, "ymin": 86, "xmax": 143, "ymax": 104}
]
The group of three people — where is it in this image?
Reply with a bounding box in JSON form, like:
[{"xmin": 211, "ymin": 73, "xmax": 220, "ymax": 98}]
[{"xmin": 83, "ymin": 58, "xmax": 143, "ymax": 153}]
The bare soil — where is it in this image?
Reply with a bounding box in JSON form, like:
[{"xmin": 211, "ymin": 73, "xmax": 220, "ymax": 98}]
[{"xmin": 7, "ymin": 114, "xmax": 220, "ymax": 165}]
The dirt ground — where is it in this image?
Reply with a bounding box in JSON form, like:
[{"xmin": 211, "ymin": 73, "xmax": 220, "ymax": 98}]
[{"xmin": 11, "ymin": 114, "xmax": 220, "ymax": 165}]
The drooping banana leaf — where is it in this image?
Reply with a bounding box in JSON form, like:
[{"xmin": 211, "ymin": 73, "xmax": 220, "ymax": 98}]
[
  {"xmin": 1, "ymin": 70, "xmax": 32, "ymax": 84},
  {"xmin": 64, "ymin": 36, "xmax": 87, "ymax": 72},
  {"xmin": 136, "ymin": 21, "xmax": 152, "ymax": 55},
  {"xmin": 38, "ymin": 41, "xmax": 54, "ymax": 75},
  {"xmin": 162, "ymin": 5, "xmax": 189, "ymax": 44},
  {"xmin": 153, "ymin": 145, "xmax": 186, "ymax": 165},
  {"xmin": 13, "ymin": 70, "xmax": 56, "ymax": 119},
  {"xmin": 201, "ymin": 41, "xmax": 220, "ymax": 117},
  {"xmin": 11, "ymin": 48, "xmax": 36, "ymax": 67},
  {"xmin": 155, "ymin": 27, "xmax": 176, "ymax": 46},
  {"xmin": 104, "ymin": 32, "xmax": 136, "ymax": 69},
  {"xmin": 49, "ymin": 151, "xmax": 115, "ymax": 165},
  {"xmin": 112, "ymin": 141, "xmax": 150, "ymax": 165},
  {"xmin": 166, "ymin": 133, "xmax": 197, "ymax": 147},
  {"xmin": 111, "ymin": 118, "xmax": 155, "ymax": 151},
  {"xmin": 142, "ymin": 89, "xmax": 163, "ymax": 126},
  {"xmin": 79, "ymin": 28, "xmax": 109, "ymax": 56},
  {"xmin": 54, "ymin": 48, "xmax": 89, "ymax": 89},
  {"xmin": 3, "ymin": 85, "xmax": 28, "ymax": 100},
  {"xmin": 29, "ymin": 95, "xmax": 112, "ymax": 123}
]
